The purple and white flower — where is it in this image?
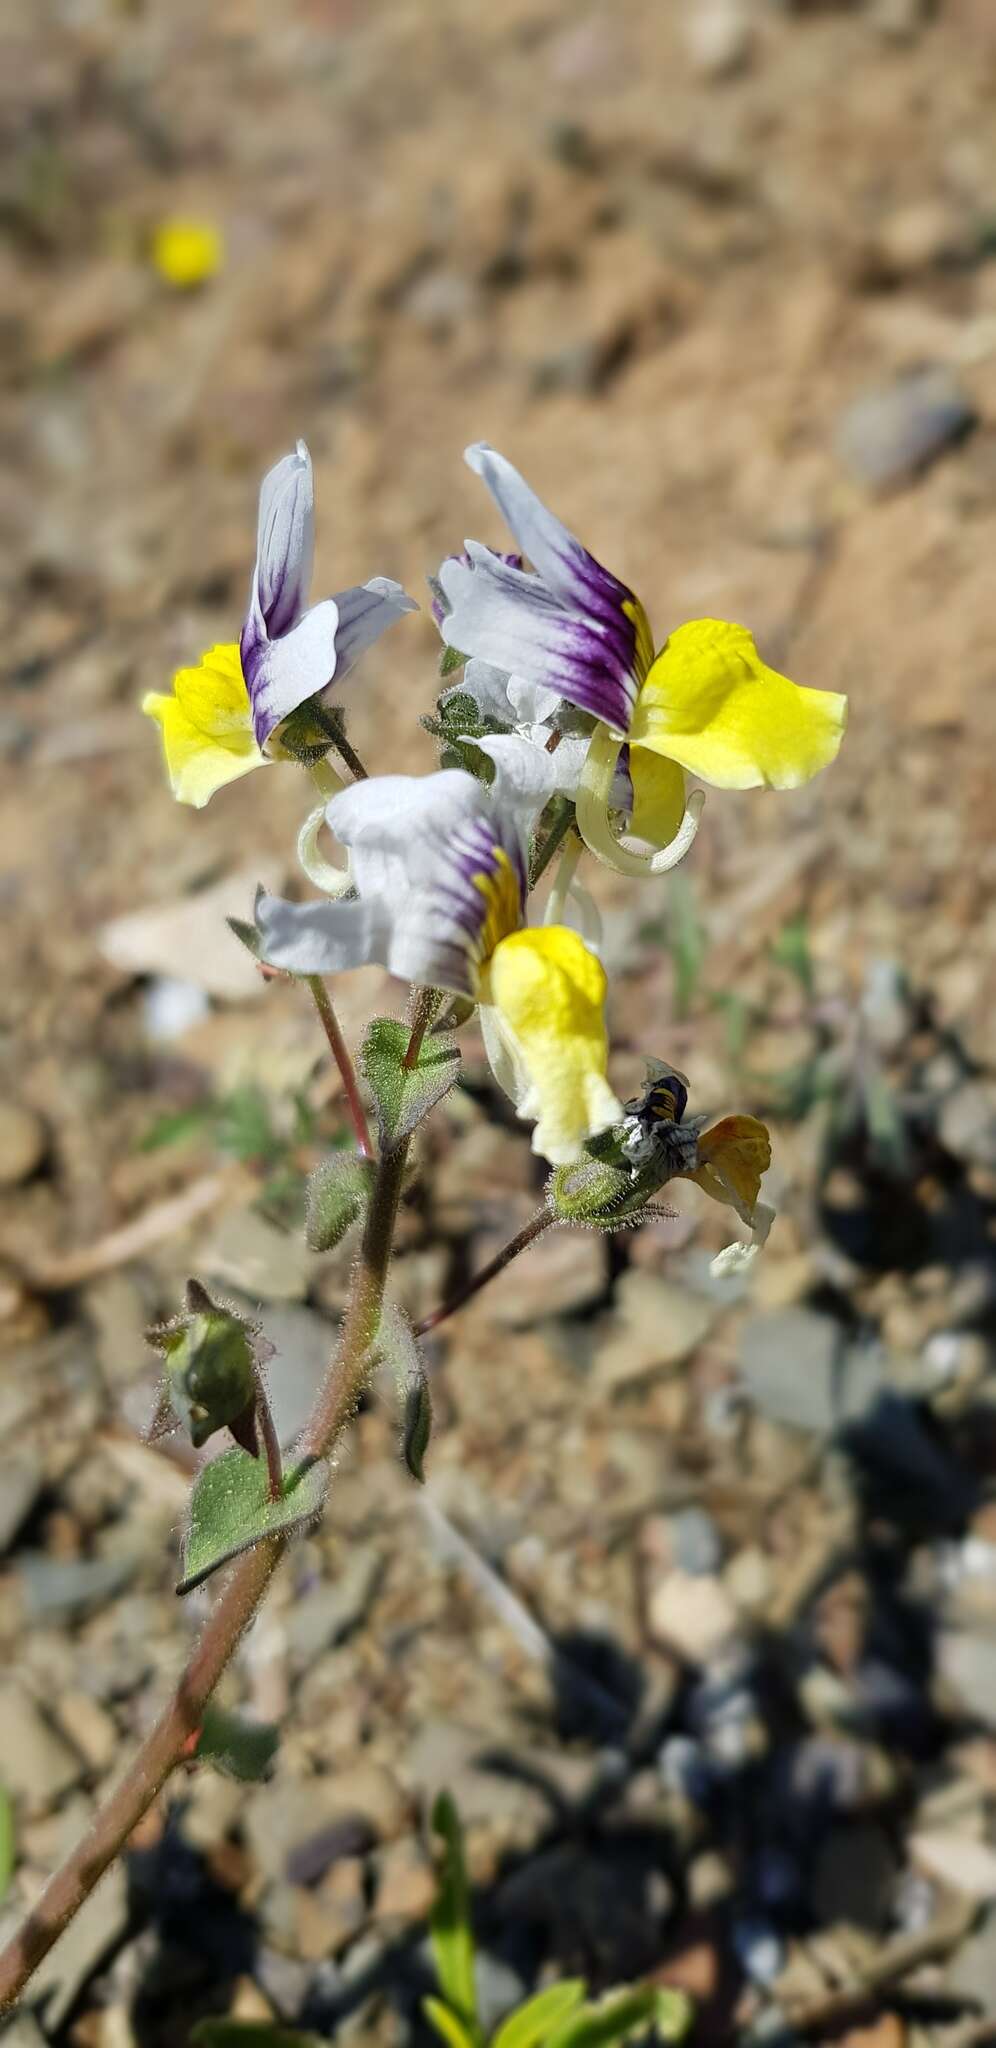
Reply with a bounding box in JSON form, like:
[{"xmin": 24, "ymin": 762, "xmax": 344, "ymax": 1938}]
[
  {"xmin": 255, "ymin": 769, "xmax": 622, "ymax": 1164},
  {"xmin": 241, "ymin": 441, "xmax": 417, "ymax": 749}
]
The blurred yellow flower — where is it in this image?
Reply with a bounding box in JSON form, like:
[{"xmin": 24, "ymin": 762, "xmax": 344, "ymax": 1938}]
[{"xmin": 151, "ymin": 217, "xmax": 223, "ymax": 290}]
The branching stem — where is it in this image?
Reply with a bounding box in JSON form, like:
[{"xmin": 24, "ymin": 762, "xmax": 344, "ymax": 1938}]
[
  {"xmin": 0, "ymin": 992, "xmax": 419, "ymax": 2013},
  {"xmin": 415, "ymin": 1209, "xmax": 552, "ymax": 1336}
]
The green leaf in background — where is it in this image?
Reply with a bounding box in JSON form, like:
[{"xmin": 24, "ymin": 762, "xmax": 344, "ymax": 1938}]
[
  {"xmin": 547, "ymin": 1984, "xmax": 692, "ymax": 2048},
  {"xmin": 360, "ymin": 1016, "xmax": 460, "ymax": 1152},
  {"xmin": 191, "ymin": 2023, "xmax": 322, "ymax": 2048},
  {"xmin": 177, "ymin": 1449, "xmax": 328, "ymax": 1595},
  {"xmin": 770, "ymin": 909, "xmax": 814, "ymax": 997},
  {"xmin": 305, "ymin": 1153, "xmax": 375, "ymax": 1251},
  {"xmin": 194, "ymin": 1703, "xmax": 279, "ymax": 1782},
  {"xmin": 428, "ymin": 1792, "xmax": 479, "ymax": 2041},
  {"xmin": 423, "ymin": 2000, "xmax": 479, "ymax": 2048},
  {"xmin": 665, "ymin": 871, "xmax": 706, "ymax": 1018},
  {"xmin": 492, "ymin": 1980, "xmax": 587, "ymax": 2048},
  {"xmin": 0, "ymin": 1783, "xmax": 14, "ymax": 1903}
]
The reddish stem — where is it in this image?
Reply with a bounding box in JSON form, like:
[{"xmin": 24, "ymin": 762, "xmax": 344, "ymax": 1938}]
[
  {"xmin": 415, "ymin": 1210, "xmax": 552, "ymax": 1337},
  {"xmin": 307, "ymin": 976, "xmax": 374, "ymax": 1160}
]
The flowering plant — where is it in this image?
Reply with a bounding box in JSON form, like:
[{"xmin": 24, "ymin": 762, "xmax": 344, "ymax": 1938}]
[{"xmin": 0, "ymin": 437, "xmax": 844, "ymax": 2011}]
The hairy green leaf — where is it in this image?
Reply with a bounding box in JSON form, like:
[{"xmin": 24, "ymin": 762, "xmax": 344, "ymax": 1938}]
[
  {"xmin": 429, "ymin": 1792, "xmax": 479, "ymax": 2038},
  {"xmin": 177, "ymin": 1449, "xmax": 328, "ymax": 1595},
  {"xmin": 492, "ymin": 1981, "xmax": 587, "ymax": 2048},
  {"xmin": 360, "ymin": 1016, "xmax": 459, "ymax": 1151},
  {"xmin": 305, "ymin": 1153, "xmax": 375, "ymax": 1251}
]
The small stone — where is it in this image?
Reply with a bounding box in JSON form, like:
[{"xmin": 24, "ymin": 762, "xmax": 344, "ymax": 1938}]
[
  {"xmin": 648, "ymin": 1569, "xmax": 740, "ymax": 1665},
  {"xmin": 29, "ymin": 1860, "xmax": 128, "ymax": 2027},
  {"xmin": 671, "ymin": 1507, "xmax": 724, "ymax": 1577},
  {"xmin": 684, "ymin": 0, "xmax": 752, "ymax": 77},
  {"xmin": 489, "ymin": 1225, "xmax": 607, "ymax": 1326},
  {"xmin": 809, "ymin": 1822, "xmax": 897, "ymax": 1931},
  {"xmin": 246, "ymin": 1765, "xmax": 407, "ymax": 1884},
  {"xmin": 725, "ymin": 1546, "xmax": 773, "ymax": 1617},
  {"xmin": 0, "ymin": 1452, "xmax": 43, "ymax": 1552},
  {"xmin": 205, "ymin": 1211, "xmax": 323, "ymax": 1305},
  {"xmin": 869, "ymin": 0, "xmax": 934, "ymax": 39},
  {"xmin": 286, "ymin": 1549, "xmax": 382, "ymax": 1665},
  {"xmin": 0, "ymin": 1684, "xmax": 84, "ymax": 1814},
  {"xmin": 595, "ymin": 1272, "xmax": 716, "ymax": 1391},
  {"xmin": 373, "ymin": 1838, "xmax": 435, "ymax": 1923},
  {"xmin": 835, "ymin": 367, "xmax": 976, "ymax": 492},
  {"xmin": 871, "ymin": 199, "xmax": 963, "ymax": 280},
  {"xmin": 0, "ymin": 1102, "xmax": 45, "ymax": 1187},
  {"xmin": 732, "ymin": 1916, "xmax": 784, "ymax": 1987},
  {"xmin": 474, "ymin": 1952, "xmax": 528, "ymax": 2037},
  {"xmin": 98, "ymin": 866, "xmax": 278, "ymax": 1001},
  {"xmin": 251, "ymin": 1303, "xmax": 339, "ymax": 1446},
  {"xmin": 739, "ymin": 1308, "xmax": 857, "ymax": 1432},
  {"xmin": 315, "ymin": 1857, "xmax": 367, "ymax": 1953},
  {"xmin": 910, "ymin": 1828, "xmax": 996, "ymax": 1901},
  {"xmin": 18, "ymin": 1552, "xmax": 135, "ymax": 1623},
  {"xmin": 939, "ymin": 1081, "xmax": 996, "ymax": 1170},
  {"xmin": 947, "ymin": 1905, "xmax": 996, "ymax": 2009},
  {"xmin": 53, "ymin": 1692, "xmax": 119, "ymax": 1774}
]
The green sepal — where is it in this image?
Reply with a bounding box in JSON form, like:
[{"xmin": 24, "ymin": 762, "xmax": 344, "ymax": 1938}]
[
  {"xmin": 194, "ymin": 1703, "xmax": 279, "ymax": 1782},
  {"xmin": 438, "ymin": 642, "xmax": 467, "ymax": 679},
  {"xmin": 547, "ymin": 1153, "xmax": 663, "ymax": 1232},
  {"xmin": 428, "ymin": 1792, "xmax": 479, "ymax": 2039},
  {"xmin": 148, "ymin": 1280, "xmax": 259, "ymax": 1450},
  {"xmin": 274, "ymin": 698, "xmax": 343, "ymax": 765},
  {"xmin": 360, "ymin": 1015, "xmax": 459, "ymax": 1151},
  {"xmin": 305, "ymin": 1153, "xmax": 376, "ymax": 1251},
  {"xmin": 492, "ymin": 1982, "xmax": 588, "ymax": 2048},
  {"xmin": 177, "ymin": 1449, "xmax": 328, "ymax": 1595}
]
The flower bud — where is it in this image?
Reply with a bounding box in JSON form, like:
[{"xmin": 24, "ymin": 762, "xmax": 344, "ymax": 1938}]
[
  {"xmin": 547, "ymin": 1150, "xmax": 665, "ymax": 1231},
  {"xmin": 148, "ymin": 1279, "xmax": 258, "ymax": 1449}
]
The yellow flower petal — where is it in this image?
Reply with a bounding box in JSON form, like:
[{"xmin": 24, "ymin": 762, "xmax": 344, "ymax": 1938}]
[
  {"xmin": 686, "ymin": 1113, "xmax": 772, "ymax": 1224},
  {"xmin": 631, "ymin": 620, "xmax": 847, "ymax": 791},
  {"xmin": 151, "ymin": 217, "xmax": 223, "ymax": 289},
  {"xmin": 576, "ymin": 724, "xmax": 703, "ymax": 879},
  {"xmin": 142, "ymin": 643, "xmax": 265, "ymax": 808},
  {"xmin": 483, "ymin": 925, "xmax": 621, "ymax": 1164},
  {"xmin": 628, "ymin": 744, "xmax": 687, "ymax": 849}
]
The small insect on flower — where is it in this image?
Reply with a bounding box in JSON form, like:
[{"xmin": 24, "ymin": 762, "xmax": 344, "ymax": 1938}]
[
  {"xmin": 143, "ymin": 442, "xmax": 416, "ymax": 807},
  {"xmin": 620, "ymin": 1062, "xmax": 699, "ymax": 1175},
  {"xmin": 620, "ymin": 1059, "xmax": 773, "ymax": 1268},
  {"xmin": 151, "ymin": 217, "xmax": 224, "ymax": 290}
]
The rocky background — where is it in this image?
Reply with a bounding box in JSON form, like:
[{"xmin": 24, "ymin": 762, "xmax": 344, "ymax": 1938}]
[{"xmin": 2, "ymin": 0, "xmax": 996, "ymax": 2042}]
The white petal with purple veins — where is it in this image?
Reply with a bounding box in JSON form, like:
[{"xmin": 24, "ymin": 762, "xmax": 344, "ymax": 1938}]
[
  {"xmin": 254, "ymin": 440, "xmax": 314, "ymax": 640},
  {"xmin": 330, "ymin": 577, "xmax": 418, "ymax": 682},
  {"xmin": 244, "ymin": 597, "xmax": 342, "ymax": 748}
]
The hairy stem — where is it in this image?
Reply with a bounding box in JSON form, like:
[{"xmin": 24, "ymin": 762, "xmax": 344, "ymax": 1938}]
[
  {"xmin": 415, "ymin": 1209, "xmax": 552, "ymax": 1336},
  {"xmin": 307, "ymin": 976, "xmax": 374, "ymax": 1160},
  {"xmin": 0, "ymin": 1014, "xmax": 423, "ymax": 2012}
]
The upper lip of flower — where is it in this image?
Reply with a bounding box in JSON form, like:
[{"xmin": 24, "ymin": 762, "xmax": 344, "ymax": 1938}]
[{"xmin": 239, "ymin": 441, "xmax": 418, "ymax": 752}]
